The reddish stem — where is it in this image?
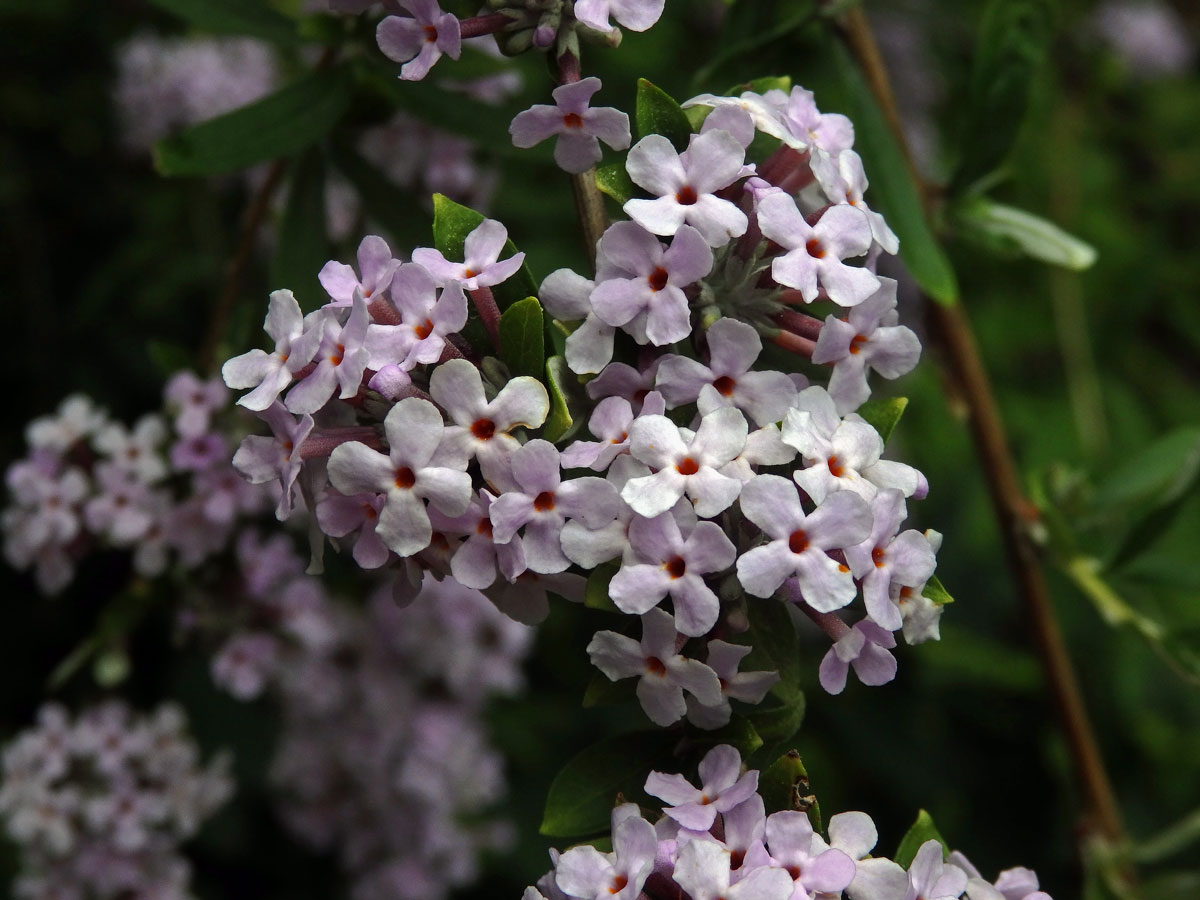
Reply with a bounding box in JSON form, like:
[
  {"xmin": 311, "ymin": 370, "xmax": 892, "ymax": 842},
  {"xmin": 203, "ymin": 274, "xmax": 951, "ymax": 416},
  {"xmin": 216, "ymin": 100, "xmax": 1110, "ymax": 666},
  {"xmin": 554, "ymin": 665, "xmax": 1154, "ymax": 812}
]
[
  {"xmin": 299, "ymin": 427, "xmax": 382, "ymax": 461},
  {"xmin": 459, "ymin": 13, "xmax": 513, "ymax": 39},
  {"xmin": 367, "ymin": 296, "xmax": 403, "ymax": 326},
  {"xmin": 469, "ymin": 286, "xmax": 501, "ymax": 350},
  {"xmin": 769, "ymin": 329, "xmax": 816, "ymax": 358},
  {"xmin": 774, "ymin": 309, "xmax": 824, "ymax": 341}
]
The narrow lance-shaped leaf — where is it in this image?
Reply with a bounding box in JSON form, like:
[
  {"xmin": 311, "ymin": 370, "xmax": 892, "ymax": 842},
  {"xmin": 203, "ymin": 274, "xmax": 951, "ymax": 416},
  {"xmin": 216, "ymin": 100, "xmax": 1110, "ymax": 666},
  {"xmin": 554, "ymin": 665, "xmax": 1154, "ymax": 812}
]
[
  {"xmin": 596, "ymin": 160, "xmax": 637, "ymax": 205},
  {"xmin": 635, "ymin": 79, "xmax": 694, "ymax": 151},
  {"xmin": 270, "ymin": 149, "xmax": 330, "ymax": 306},
  {"xmin": 832, "ymin": 43, "xmax": 959, "ymax": 306},
  {"xmin": 430, "ymin": 194, "xmax": 538, "ymax": 308},
  {"xmin": 857, "ymin": 396, "xmax": 908, "ymax": 444},
  {"xmin": 145, "ymin": 0, "xmax": 299, "ymax": 45},
  {"xmin": 543, "ymin": 355, "xmax": 584, "ymax": 443},
  {"xmin": 954, "ymin": 197, "xmax": 1097, "ymax": 271},
  {"xmin": 540, "ymin": 731, "xmax": 677, "ymax": 838},
  {"xmin": 329, "ymin": 142, "xmax": 429, "ymax": 250},
  {"xmin": 154, "ymin": 65, "xmax": 354, "ymax": 176}
]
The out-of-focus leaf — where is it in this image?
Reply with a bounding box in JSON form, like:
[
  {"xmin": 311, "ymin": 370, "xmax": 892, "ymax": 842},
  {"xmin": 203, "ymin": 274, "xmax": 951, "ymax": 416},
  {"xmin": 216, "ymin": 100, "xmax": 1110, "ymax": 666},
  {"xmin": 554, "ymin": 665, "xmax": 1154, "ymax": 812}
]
[
  {"xmin": 582, "ymin": 671, "xmax": 636, "ymax": 708},
  {"xmin": 429, "ymin": 193, "xmax": 537, "ymax": 309},
  {"xmin": 270, "ymin": 149, "xmax": 329, "ymax": 306},
  {"xmin": 48, "ymin": 584, "xmax": 156, "ymax": 690},
  {"xmin": 955, "ymin": 197, "xmax": 1097, "ymax": 270},
  {"xmin": 584, "ymin": 562, "xmax": 620, "ymax": 613},
  {"xmin": 543, "ymin": 355, "xmax": 584, "ymax": 443},
  {"xmin": 154, "ymin": 65, "xmax": 353, "ymax": 176},
  {"xmin": 499, "ymin": 297, "xmax": 545, "ymax": 381},
  {"xmin": 1133, "ymin": 807, "xmax": 1200, "ymax": 864},
  {"xmin": 1142, "ymin": 871, "xmax": 1200, "ymax": 900},
  {"xmin": 145, "ymin": 0, "xmax": 299, "ymax": 45},
  {"xmin": 688, "ymin": 716, "xmax": 763, "ymax": 758},
  {"xmin": 738, "ymin": 598, "xmax": 805, "ymax": 766},
  {"xmin": 894, "ymin": 810, "xmax": 947, "ymax": 869},
  {"xmin": 746, "ymin": 688, "xmax": 806, "ymax": 769},
  {"xmin": 540, "ymin": 731, "xmax": 677, "ymax": 837},
  {"xmin": 922, "ymin": 625, "xmax": 1041, "ymax": 692},
  {"xmin": 857, "ymin": 396, "xmax": 908, "ymax": 443},
  {"xmin": 596, "ymin": 160, "xmax": 636, "ymax": 205},
  {"xmin": 635, "ymin": 79, "xmax": 693, "ymax": 151},
  {"xmin": 951, "ymin": 0, "xmax": 1056, "ymax": 193},
  {"xmin": 146, "ymin": 340, "xmax": 195, "ymax": 379},
  {"xmin": 329, "ymin": 143, "xmax": 428, "ymax": 249},
  {"xmin": 690, "ymin": 0, "xmax": 816, "ymax": 88},
  {"xmin": 833, "ymin": 44, "xmax": 959, "ymax": 306}
]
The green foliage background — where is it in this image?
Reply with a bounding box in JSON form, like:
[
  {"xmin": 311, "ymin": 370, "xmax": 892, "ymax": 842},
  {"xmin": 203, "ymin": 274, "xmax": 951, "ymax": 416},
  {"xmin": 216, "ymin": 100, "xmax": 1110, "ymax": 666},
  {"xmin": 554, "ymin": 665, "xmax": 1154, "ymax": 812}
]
[{"xmin": 1, "ymin": 0, "xmax": 1199, "ymax": 897}]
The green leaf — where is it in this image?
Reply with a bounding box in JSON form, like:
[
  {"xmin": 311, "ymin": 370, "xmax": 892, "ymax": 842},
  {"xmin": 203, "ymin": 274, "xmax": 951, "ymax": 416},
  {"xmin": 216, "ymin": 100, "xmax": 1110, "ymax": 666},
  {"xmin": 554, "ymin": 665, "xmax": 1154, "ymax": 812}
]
[
  {"xmin": 833, "ymin": 44, "xmax": 959, "ymax": 306},
  {"xmin": 923, "ymin": 574, "xmax": 954, "ymax": 606},
  {"xmin": 582, "ymin": 671, "xmax": 636, "ymax": 708},
  {"xmin": 145, "ymin": 0, "xmax": 299, "ymax": 45},
  {"xmin": 952, "ymin": 0, "xmax": 1056, "ymax": 193},
  {"xmin": 596, "ymin": 160, "xmax": 636, "ymax": 205},
  {"xmin": 543, "ymin": 356, "xmax": 584, "ymax": 443},
  {"xmin": 857, "ymin": 396, "xmax": 908, "ymax": 443},
  {"xmin": 1132, "ymin": 807, "xmax": 1200, "ymax": 865},
  {"xmin": 1093, "ymin": 427, "xmax": 1200, "ymax": 512},
  {"xmin": 690, "ymin": 716, "xmax": 763, "ymax": 758},
  {"xmin": 270, "ymin": 150, "xmax": 329, "ymax": 306},
  {"xmin": 146, "ymin": 340, "xmax": 195, "ymax": 379},
  {"xmin": 954, "ymin": 197, "xmax": 1097, "ymax": 270},
  {"xmin": 48, "ymin": 584, "xmax": 157, "ymax": 690},
  {"xmin": 540, "ymin": 731, "xmax": 678, "ymax": 838},
  {"xmin": 499, "ymin": 297, "xmax": 545, "ymax": 381},
  {"xmin": 689, "ymin": 0, "xmax": 817, "ymax": 88},
  {"xmin": 894, "ymin": 810, "xmax": 948, "ymax": 869},
  {"xmin": 154, "ymin": 65, "xmax": 353, "ymax": 176},
  {"xmin": 635, "ymin": 79, "xmax": 693, "ymax": 151},
  {"xmin": 746, "ymin": 688, "xmax": 806, "ymax": 769},
  {"xmin": 584, "ymin": 562, "xmax": 620, "ymax": 613},
  {"xmin": 758, "ymin": 750, "xmax": 813, "ymax": 815},
  {"xmin": 329, "ymin": 143, "xmax": 428, "ymax": 249},
  {"xmin": 738, "ymin": 598, "xmax": 805, "ymax": 766},
  {"xmin": 430, "ymin": 194, "xmax": 537, "ymax": 309}
]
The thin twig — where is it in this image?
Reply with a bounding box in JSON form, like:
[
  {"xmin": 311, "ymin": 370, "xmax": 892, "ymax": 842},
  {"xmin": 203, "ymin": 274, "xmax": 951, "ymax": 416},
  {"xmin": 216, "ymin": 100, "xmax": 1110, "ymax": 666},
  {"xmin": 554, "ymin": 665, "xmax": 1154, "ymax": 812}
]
[
  {"xmin": 557, "ymin": 50, "xmax": 608, "ymax": 270},
  {"xmin": 835, "ymin": 3, "xmax": 1129, "ymax": 859}
]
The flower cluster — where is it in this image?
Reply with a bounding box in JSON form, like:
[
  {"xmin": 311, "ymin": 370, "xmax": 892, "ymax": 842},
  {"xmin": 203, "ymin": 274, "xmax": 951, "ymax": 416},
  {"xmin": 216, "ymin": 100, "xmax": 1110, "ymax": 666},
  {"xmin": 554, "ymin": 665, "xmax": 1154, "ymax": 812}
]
[
  {"xmin": 2, "ymin": 376, "xmax": 272, "ymax": 594},
  {"xmin": 525, "ymin": 744, "xmax": 1052, "ymax": 900},
  {"xmin": 0, "ymin": 701, "xmax": 232, "ymax": 900},
  {"xmin": 270, "ymin": 573, "xmax": 533, "ymax": 900},
  {"xmin": 221, "ymin": 79, "xmax": 944, "ymax": 732}
]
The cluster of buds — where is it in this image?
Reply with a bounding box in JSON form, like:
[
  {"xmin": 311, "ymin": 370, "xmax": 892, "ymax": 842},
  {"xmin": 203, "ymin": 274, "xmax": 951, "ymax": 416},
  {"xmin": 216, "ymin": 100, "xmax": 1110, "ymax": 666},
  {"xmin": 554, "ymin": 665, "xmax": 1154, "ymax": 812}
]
[
  {"xmin": 0, "ymin": 701, "xmax": 232, "ymax": 900},
  {"xmin": 221, "ymin": 73, "xmax": 944, "ymax": 734},
  {"xmin": 526, "ymin": 744, "xmax": 1052, "ymax": 900},
  {"xmin": 2, "ymin": 374, "xmax": 271, "ymax": 595}
]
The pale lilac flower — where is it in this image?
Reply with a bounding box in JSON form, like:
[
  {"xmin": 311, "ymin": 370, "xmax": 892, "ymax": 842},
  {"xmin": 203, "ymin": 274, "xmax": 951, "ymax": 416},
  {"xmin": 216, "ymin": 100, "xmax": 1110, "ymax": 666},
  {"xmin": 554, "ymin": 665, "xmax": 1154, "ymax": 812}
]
[
  {"xmin": 163, "ymin": 372, "xmax": 227, "ymax": 438},
  {"xmin": 824, "ymin": 812, "xmax": 909, "ymax": 900},
  {"xmin": 948, "ymin": 852, "xmax": 1053, "ymax": 900},
  {"xmin": 905, "ymin": 840, "xmax": 969, "ymax": 900},
  {"xmin": 719, "ymin": 423, "xmax": 797, "ymax": 484},
  {"xmin": 700, "ymin": 104, "xmax": 757, "ymax": 148},
  {"xmin": 778, "ymin": 86, "xmax": 855, "ymax": 154},
  {"xmin": 812, "ymin": 277, "xmax": 921, "ymax": 414},
  {"xmin": 655, "ymin": 318, "xmax": 797, "ymax": 425},
  {"xmin": 285, "ymin": 292, "xmax": 371, "ymax": 414},
  {"xmin": 1094, "ymin": 1, "xmax": 1195, "ymax": 77},
  {"xmin": 591, "ymin": 222, "xmax": 713, "ymax": 346},
  {"xmin": 412, "ymin": 219, "xmax": 525, "ymax": 291},
  {"xmin": 763, "ymin": 810, "xmax": 857, "ymax": 898},
  {"xmin": 646, "ymin": 745, "xmax": 758, "ymax": 832},
  {"xmin": 169, "ymin": 432, "xmax": 229, "ymax": 472},
  {"xmin": 428, "ymin": 359, "xmax": 549, "ymax": 491},
  {"xmin": 673, "ymin": 838, "xmax": 795, "ymax": 900},
  {"xmin": 736, "ymin": 474, "xmax": 871, "ymax": 608},
  {"xmin": 539, "ymin": 268, "xmax": 615, "ymax": 375},
  {"xmin": 489, "ymin": 440, "xmax": 619, "ymax": 574},
  {"xmin": 757, "ymin": 191, "xmax": 880, "ymax": 307},
  {"xmin": 431, "ymin": 489, "xmax": 526, "ymax": 589},
  {"xmin": 212, "ymin": 632, "xmax": 279, "ymax": 700},
  {"xmin": 377, "ymin": 0, "xmax": 462, "ymax": 81},
  {"xmin": 608, "ymin": 511, "xmax": 735, "ymax": 636},
  {"xmin": 561, "ymin": 393, "xmax": 666, "ymax": 471},
  {"xmin": 574, "ymin": 0, "xmax": 666, "ymax": 33},
  {"xmin": 586, "ymin": 360, "xmax": 662, "ymax": 410},
  {"xmin": 682, "ymin": 90, "xmax": 792, "ymax": 145},
  {"xmin": 510, "ymin": 78, "xmax": 631, "ymax": 174},
  {"xmin": 783, "ymin": 386, "xmax": 924, "ymax": 504},
  {"xmin": 818, "ymin": 619, "xmax": 898, "ymax": 695},
  {"xmin": 318, "ymin": 235, "xmax": 402, "ymax": 306},
  {"xmin": 84, "ymin": 464, "xmax": 154, "ymax": 545},
  {"xmin": 845, "ymin": 490, "xmax": 936, "ymax": 631},
  {"xmin": 624, "ymin": 131, "xmax": 752, "ymax": 247},
  {"xmin": 94, "ymin": 415, "xmax": 168, "ymax": 484},
  {"xmin": 222, "ymin": 289, "xmax": 325, "ymax": 411},
  {"xmin": 587, "ymin": 608, "xmax": 722, "ymax": 726},
  {"xmin": 364, "ymin": 263, "xmax": 468, "ymax": 370},
  {"xmin": 231, "ymin": 402, "xmax": 314, "ymax": 520},
  {"xmin": 555, "ymin": 805, "xmax": 657, "ymax": 900},
  {"xmin": 685, "ymin": 640, "xmax": 779, "ymax": 729},
  {"xmin": 811, "ymin": 149, "xmax": 899, "ymax": 254},
  {"xmin": 560, "ymin": 455, "xmax": 648, "ymax": 568},
  {"xmin": 316, "ymin": 489, "xmax": 390, "ymax": 569},
  {"xmin": 622, "ymin": 407, "xmax": 748, "ymax": 518},
  {"xmin": 326, "ymin": 397, "xmax": 472, "ymax": 557}
]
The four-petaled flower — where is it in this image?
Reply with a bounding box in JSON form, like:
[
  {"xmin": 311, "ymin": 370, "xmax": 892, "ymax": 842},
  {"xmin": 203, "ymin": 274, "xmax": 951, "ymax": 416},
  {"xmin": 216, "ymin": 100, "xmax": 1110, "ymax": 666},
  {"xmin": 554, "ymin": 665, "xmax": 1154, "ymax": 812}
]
[{"xmin": 510, "ymin": 77, "xmax": 631, "ymax": 174}]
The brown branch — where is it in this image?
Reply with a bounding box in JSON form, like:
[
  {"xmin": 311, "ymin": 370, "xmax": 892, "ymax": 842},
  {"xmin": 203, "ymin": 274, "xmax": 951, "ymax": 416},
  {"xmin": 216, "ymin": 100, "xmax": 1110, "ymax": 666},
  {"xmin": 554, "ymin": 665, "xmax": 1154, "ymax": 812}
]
[
  {"xmin": 198, "ymin": 158, "xmax": 287, "ymax": 374},
  {"xmin": 835, "ymin": 4, "xmax": 1128, "ymax": 858}
]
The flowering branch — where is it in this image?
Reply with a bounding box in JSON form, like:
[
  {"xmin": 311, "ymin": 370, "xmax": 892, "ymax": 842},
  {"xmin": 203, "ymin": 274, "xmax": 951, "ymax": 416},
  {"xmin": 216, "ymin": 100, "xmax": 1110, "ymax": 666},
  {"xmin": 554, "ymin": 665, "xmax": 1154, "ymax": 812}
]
[{"xmin": 835, "ymin": 2, "xmax": 1129, "ymax": 860}]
